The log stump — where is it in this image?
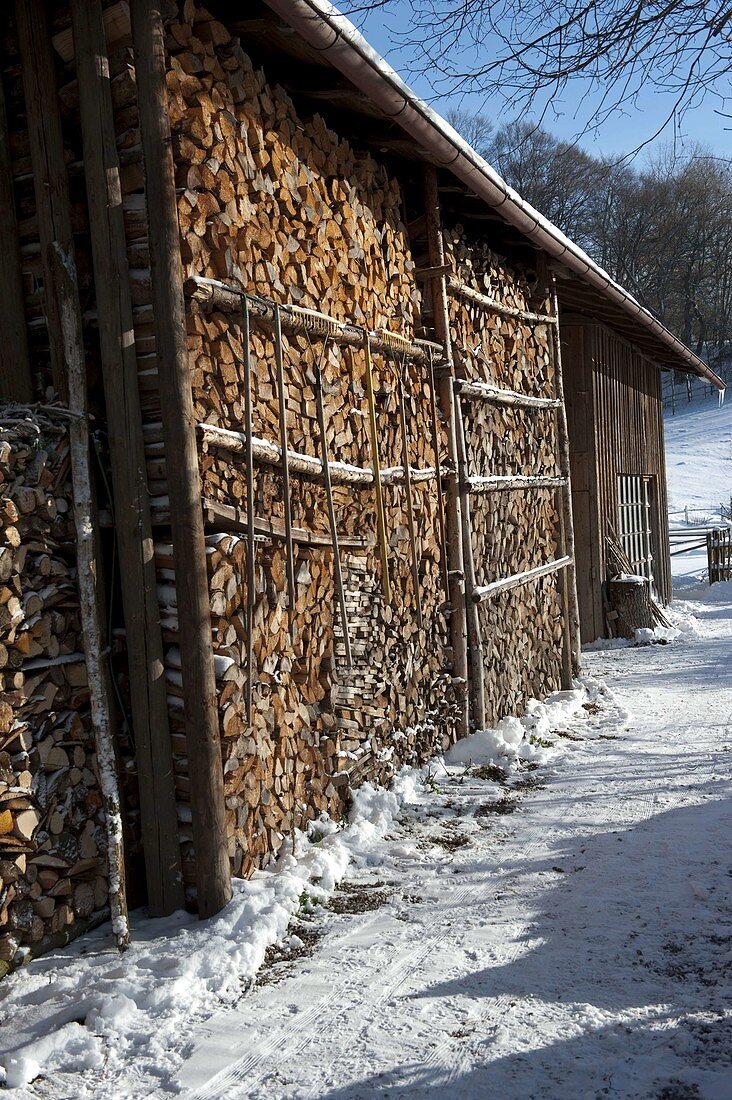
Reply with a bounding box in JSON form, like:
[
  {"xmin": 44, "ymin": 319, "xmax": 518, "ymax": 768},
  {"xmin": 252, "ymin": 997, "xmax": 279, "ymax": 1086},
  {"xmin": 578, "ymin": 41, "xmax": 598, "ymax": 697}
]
[{"xmin": 608, "ymin": 576, "xmax": 653, "ymax": 638}]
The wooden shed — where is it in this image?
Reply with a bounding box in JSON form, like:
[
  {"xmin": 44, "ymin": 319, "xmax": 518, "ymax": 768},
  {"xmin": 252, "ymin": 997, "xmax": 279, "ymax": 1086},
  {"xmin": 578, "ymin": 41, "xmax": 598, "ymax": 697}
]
[
  {"xmin": 561, "ymin": 320, "xmax": 673, "ymax": 641},
  {"xmin": 0, "ymin": 0, "xmax": 722, "ymax": 963}
]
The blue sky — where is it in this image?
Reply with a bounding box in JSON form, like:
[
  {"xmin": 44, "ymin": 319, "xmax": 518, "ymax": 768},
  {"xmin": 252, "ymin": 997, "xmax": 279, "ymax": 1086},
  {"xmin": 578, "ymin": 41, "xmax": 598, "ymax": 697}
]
[{"xmin": 348, "ymin": 3, "xmax": 732, "ymax": 163}]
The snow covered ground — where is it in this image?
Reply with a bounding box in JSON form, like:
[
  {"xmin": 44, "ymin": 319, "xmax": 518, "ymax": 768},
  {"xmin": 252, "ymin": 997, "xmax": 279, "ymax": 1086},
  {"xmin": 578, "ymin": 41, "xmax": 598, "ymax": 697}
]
[{"xmin": 2, "ymin": 580, "xmax": 732, "ymax": 1099}]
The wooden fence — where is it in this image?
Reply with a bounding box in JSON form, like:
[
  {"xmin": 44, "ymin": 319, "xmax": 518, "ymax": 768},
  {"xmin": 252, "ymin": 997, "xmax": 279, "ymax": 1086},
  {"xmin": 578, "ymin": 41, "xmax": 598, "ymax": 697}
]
[{"xmin": 707, "ymin": 527, "xmax": 732, "ymax": 583}]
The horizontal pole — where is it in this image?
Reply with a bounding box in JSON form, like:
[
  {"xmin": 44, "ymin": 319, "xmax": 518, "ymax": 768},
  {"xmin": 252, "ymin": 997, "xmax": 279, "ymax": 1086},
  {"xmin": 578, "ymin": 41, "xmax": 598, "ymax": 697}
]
[
  {"xmin": 446, "ymin": 276, "xmax": 557, "ymax": 325},
  {"xmin": 184, "ymin": 276, "xmax": 443, "ymax": 363},
  {"xmin": 454, "ymin": 377, "xmax": 561, "ymax": 409},
  {"xmin": 670, "ymin": 542, "xmax": 707, "ymax": 555},
  {"xmin": 472, "ymin": 555, "xmax": 572, "ymax": 603},
  {"xmin": 467, "ymin": 474, "xmax": 567, "ymax": 493},
  {"xmin": 198, "ymin": 422, "xmax": 441, "ymax": 486}
]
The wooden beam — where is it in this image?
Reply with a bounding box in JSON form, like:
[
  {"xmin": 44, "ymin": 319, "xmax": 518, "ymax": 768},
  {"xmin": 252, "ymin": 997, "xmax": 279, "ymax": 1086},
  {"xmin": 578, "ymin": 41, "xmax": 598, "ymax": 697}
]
[
  {"xmin": 473, "ymin": 557, "xmax": 572, "ymax": 603},
  {"xmin": 15, "ymin": 0, "xmax": 69, "ymax": 400},
  {"xmin": 198, "ymin": 423, "xmax": 441, "ymax": 485},
  {"xmin": 184, "ymin": 276, "xmax": 439, "ymax": 363},
  {"xmin": 467, "ymin": 475, "xmax": 567, "ymax": 493},
  {"xmin": 70, "ymin": 0, "xmax": 183, "ymax": 917},
  {"xmin": 446, "ymin": 276, "xmax": 556, "ymax": 325},
  {"xmin": 454, "ymin": 377, "xmax": 561, "ymax": 410},
  {"xmin": 130, "ymin": 0, "xmax": 231, "ymax": 919},
  {"xmin": 0, "ymin": 73, "xmax": 33, "ymax": 401},
  {"xmin": 423, "ymin": 166, "xmax": 476, "ymax": 737}
]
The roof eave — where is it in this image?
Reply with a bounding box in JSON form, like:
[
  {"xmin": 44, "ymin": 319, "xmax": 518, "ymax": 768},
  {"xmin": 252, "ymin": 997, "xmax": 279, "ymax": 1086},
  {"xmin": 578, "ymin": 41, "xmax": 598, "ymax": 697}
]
[{"xmin": 263, "ymin": 0, "xmax": 725, "ymax": 393}]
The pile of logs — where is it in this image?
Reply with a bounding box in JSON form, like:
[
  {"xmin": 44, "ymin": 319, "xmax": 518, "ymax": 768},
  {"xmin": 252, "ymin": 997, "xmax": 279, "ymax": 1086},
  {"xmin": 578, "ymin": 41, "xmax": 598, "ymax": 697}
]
[
  {"xmin": 0, "ymin": 0, "xmax": 573, "ymax": 918},
  {"xmin": 444, "ymin": 227, "xmax": 565, "ymax": 722},
  {"xmin": 0, "ymin": 412, "xmax": 108, "ymax": 973},
  {"xmin": 155, "ymin": 529, "xmax": 341, "ymax": 879},
  {"xmin": 120, "ymin": 6, "xmax": 456, "ymax": 876}
]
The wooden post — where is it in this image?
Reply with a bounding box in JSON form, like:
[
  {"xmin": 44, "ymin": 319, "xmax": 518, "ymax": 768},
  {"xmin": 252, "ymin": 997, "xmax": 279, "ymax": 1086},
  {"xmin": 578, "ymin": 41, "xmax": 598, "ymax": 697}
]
[
  {"xmin": 313, "ymin": 340, "xmax": 353, "ymax": 667},
  {"xmin": 396, "ymin": 368, "xmax": 424, "ymax": 631},
  {"xmin": 14, "ymin": 0, "xmax": 68, "ymax": 401},
  {"xmin": 49, "ymin": 243, "xmax": 130, "ymax": 950},
  {"xmin": 550, "ymin": 275, "xmax": 582, "ymax": 679},
  {"xmin": 452, "ymin": 385, "xmax": 487, "ymax": 730},
  {"xmin": 273, "ymin": 304, "xmax": 297, "ymax": 620},
  {"xmin": 423, "ymin": 166, "xmax": 470, "ymax": 737},
  {"xmin": 70, "ymin": 0, "xmax": 183, "ymax": 916},
  {"xmin": 0, "ymin": 73, "xmax": 33, "ymax": 401},
  {"xmin": 241, "ymin": 299, "xmax": 255, "ymax": 728},
  {"xmin": 363, "ymin": 332, "xmax": 391, "ymax": 603},
  {"xmin": 426, "ymin": 348, "xmax": 450, "ymax": 600},
  {"xmin": 130, "ymin": 0, "xmax": 231, "ymax": 918}
]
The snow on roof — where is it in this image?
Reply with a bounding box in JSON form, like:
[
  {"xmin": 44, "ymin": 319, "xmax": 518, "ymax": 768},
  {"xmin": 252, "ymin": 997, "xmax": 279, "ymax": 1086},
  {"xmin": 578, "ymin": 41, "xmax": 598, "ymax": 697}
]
[{"xmin": 263, "ymin": 0, "xmax": 725, "ymax": 392}]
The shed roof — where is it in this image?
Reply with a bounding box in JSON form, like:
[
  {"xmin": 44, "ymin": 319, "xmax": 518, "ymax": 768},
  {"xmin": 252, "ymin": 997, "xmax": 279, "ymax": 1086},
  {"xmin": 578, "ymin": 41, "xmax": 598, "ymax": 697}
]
[{"xmin": 250, "ymin": 0, "xmax": 724, "ymax": 391}]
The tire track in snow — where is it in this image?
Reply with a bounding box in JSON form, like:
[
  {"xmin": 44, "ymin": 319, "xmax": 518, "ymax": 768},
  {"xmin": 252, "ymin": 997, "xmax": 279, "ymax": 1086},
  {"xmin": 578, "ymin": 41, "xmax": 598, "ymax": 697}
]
[
  {"xmin": 184, "ymin": 807, "xmax": 549, "ymax": 1100},
  {"xmin": 305, "ymin": 782, "xmax": 660, "ymax": 1100}
]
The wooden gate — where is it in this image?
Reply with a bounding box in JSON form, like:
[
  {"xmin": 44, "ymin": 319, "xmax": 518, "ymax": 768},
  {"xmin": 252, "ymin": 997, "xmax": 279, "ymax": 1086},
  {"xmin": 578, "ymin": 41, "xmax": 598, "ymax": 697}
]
[{"xmin": 707, "ymin": 527, "xmax": 732, "ymax": 583}]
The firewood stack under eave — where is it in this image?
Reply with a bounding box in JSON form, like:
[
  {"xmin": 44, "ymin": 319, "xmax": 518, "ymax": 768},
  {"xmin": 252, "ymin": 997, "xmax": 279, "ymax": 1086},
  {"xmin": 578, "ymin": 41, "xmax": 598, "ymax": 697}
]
[
  {"xmin": 442, "ymin": 229, "xmax": 566, "ymax": 723},
  {"xmin": 118, "ymin": 7, "xmax": 455, "ymax": 871},
  {"xmin": 0, "ymin": 414, "xmax": 108, "ymax": 973},
  {"xmin": 154, "ymin": 531, "xmax": 342, "ymax": 880}
]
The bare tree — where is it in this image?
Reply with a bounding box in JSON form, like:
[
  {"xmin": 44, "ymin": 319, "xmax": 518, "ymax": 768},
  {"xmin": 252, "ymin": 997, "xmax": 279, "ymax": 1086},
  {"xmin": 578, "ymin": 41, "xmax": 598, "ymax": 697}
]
[
  {"xmin": 445, "ymin": 110, "xmax": 732, "ymax": 362},
  {"xmin": 349, "ymin": 1, "xmax": 732, "ymax": 143}
]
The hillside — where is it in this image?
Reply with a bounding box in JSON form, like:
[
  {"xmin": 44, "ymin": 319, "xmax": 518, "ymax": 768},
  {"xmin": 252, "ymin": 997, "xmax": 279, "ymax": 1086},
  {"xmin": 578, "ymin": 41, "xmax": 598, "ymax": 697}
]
[
  {"xmin": 664, "ymin": 389, "xmax": 731, "ymax": 521},
  {"xmin": 664, "ymin": 388, "xmax": 731, "ymax": 584}
]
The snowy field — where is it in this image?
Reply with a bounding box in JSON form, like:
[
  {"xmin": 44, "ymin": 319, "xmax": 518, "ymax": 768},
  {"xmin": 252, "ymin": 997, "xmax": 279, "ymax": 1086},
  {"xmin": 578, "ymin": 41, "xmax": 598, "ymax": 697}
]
[
  {"xmin": 0, "ymin": 389, "xmax": 730, "ymax": 1098},
  {"xmin": 665, "ymin": 391, "xmax": 731, "ymax": 584}
]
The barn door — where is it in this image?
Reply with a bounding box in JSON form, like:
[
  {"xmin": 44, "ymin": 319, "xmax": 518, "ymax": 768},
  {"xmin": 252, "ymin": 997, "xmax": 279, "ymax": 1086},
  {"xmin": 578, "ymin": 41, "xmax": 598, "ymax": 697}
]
[{"xmin": 617, "ymin": 474, "xmax": 656, "ymax": 591}]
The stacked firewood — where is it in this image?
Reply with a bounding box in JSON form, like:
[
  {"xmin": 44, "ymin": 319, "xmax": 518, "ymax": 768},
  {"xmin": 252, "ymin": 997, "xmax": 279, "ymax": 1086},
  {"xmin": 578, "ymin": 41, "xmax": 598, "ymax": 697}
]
[
  {"xmin": 110, "ymin": 6, "xmax": 454, "ymax": 877},
  {"xmin": 443, "ymin": 228, "xmax": 565, "ymax": 723},
  {"xmin": 0, "ymin": 413, "xmax": 107, "ymax": 972},
  {"xmin": 154, "ymin": 530, "xmax": 341, "ymax": 879}
]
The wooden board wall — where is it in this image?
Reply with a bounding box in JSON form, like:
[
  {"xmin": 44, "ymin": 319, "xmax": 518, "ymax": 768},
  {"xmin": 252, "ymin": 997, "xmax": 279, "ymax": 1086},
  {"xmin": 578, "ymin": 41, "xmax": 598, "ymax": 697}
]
[{"xmin": 562, "ymin": 318, "xmax": 672, "ymax": 641}]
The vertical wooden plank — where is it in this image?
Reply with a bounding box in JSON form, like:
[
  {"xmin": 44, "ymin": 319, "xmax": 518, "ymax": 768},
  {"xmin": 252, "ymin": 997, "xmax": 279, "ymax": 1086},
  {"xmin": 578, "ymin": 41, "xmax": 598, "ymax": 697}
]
[
  {"xmin": 563, "ymin": 322, "xmax": 603, "ymax": 641},
  {"xmin": 423, "ymin": 165, "xmax": 482, "ymax": 734},
  {"xmin": 70, "ymin": 0, "xmax": 183, "ymax": 916},
  {"xmin": 652, "ymin": 366, "xmax": 672, "ymax": 604},
  {"xmin": 130, "ymin": 0, "xmax": 231, "ymax": 918},
  {"xmin": 0, "ymin": 72, "xmax": 33, "ymax": 401},
  {"xmin": 550, "ymin": 277, "xmax": 581, "ymax": 679},
  {"xmin": 14, "ymin": 0, "xmax": 68, "ymax": 400}
]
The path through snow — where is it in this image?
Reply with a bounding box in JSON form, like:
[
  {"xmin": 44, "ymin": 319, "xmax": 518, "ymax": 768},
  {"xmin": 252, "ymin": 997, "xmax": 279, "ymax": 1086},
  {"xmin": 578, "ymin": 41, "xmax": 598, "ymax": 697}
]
[
  {"xmin": 175, "ymin": 585, "xmax": 732, "ymax": 1100},
  {"xmin": 1, "ymin": 582, "xmax": 731, "ymax": 1099}
]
